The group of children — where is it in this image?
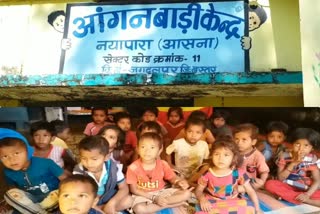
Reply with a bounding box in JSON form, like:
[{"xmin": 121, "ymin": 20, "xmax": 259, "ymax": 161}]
[{"xmin": 0, "ymin": 107, "xmax": 320, "ymax": 214}]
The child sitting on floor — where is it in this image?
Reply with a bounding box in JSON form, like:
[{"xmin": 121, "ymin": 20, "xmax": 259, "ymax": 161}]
[
  {"xmin": 258, "ymin": 121, "xmax": 289, "ymax": 177},
  {"xmin": 114, "ymin": 111, "xmax": 138, "ymax": 172},
  {"xmin": 0, "ymin": 128, "xmax": 68, "ymax": 214},
  {"xmin": 126, "ymin": 132, "xmax": 192, "ymax": 213},
  {"xmin": 83, "ymin": 107, "xmax": 113, "ymax": 136},
  {"xmin": 195, "ymin": 138, "xmax": 262, "ymax": 214},
  {"xmin": 73, "ymin": 135, "xmax": 132, "ymax": 213},
  {"xmin": 208, "ymin": 109, "xmax": 233, "ymax": 139},
  {"xmin": 98, "ymin": 125, "xmax": 126, "ymax": 172},
  {"xmin": 50, "ymin": 119, "xmax": 73, "ymax": 149},
  {"xmin": 265, "ymin": 128, "xmax": 320, "ymax": 206},
  {"xmin": 31, "ymin": 121, "xmax": 76, "ymax": 174},
  {"xmin": 234, "ymin": 123, "xmax": 269, "ymax": 190},
  {"xmin": 175, "ymin": 110, "xmax": 215, "ymax": 145},
  {"xmin": 166, "ymin": 118, "xmax": 210, "ymax": 183}
]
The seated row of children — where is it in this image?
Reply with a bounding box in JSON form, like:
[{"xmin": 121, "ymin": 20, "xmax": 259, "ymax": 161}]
[{"xmin": 1, "ymin": 107, "xmax": 320, "ymax": 214}]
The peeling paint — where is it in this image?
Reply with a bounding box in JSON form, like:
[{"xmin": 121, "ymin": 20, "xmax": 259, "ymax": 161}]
[{"xmin": 0, "ymin": 72, "xmax": 302, "ymax": 87}]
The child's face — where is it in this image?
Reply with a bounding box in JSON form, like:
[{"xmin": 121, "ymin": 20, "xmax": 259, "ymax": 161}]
[
  {"xmin": 212, "ymin": 147, "xmax": 234, "ymax": 170},
  {"xmin": 79, "ymin": 149, "xmax": 106, "ymax": 173},
  {"xmin": 168, "ymin": 111, "xmax": 181, "ymax": 125},
  {"xmin": 234, "ymin": 131, "xmax": 256, "ymax": 154},
  {"xmin": 58, "ymin": 128, "xmax": 72, "ymax": 142},
  {"xmin": 0, "ymin": 142, "xmax": 29, "ymax": 171},
  {"xmin": 142, "ymin": 111, "xmax": 157, "ymax": 122},
  {"xmin": 59, "ymin": 181, "xmax": 98, "ymax": 214},
  {"xmin": 92, "ymin": 110, "xmax": 107, "ymax": 125},
  {"xmin": 213, "ymin": 117, "xmax": 225, "ymax": 128},
  {"xmin": 53, "ymin": 15, "xmax": 65, "ymax": 33},
  {"xmin": 101, "ymin": 129, "xmax": 118, "ymax": 153},
  {"xmin": 117, "ymin": 118, "xmax": 131, "ymax": 132},
  {"xmin": 185, "ymin": 124, "xmax": 204, "ymax": 145},
  {"xmin": 267, "ymin": 131, "xmax": 285, "ymax": 148},
  {"xmin": 292, "ymin": 139, "xmax": 313, "ymax": 159},
  {"xmin": 33, "ymin": 130, "xmax": 53, "ymax": 149},
  {"xmin": 138, "ymin": 139, "xmax": 161, "ymax": 163}
]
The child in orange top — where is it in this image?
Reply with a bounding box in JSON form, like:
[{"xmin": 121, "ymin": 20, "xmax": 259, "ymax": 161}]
[
  {"xmin": 234, "ymin": 123, "xmax": 269, "ymax": 190},
  {"xmin": 195, "ymin": 139, "xmax": 262, "ymax": 214},
  {"xmin": 126, "ymin": 132, "xmax": 192, "ymax": 213},
  {"xmin": 265, "ymin": 128, "xmax": 320, "ymax": 206},
  {"xmin": 83, "ymin": 108, "xmax": 113, "ymax": 136}
]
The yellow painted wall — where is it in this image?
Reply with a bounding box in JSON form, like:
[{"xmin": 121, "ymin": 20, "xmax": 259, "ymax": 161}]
[{"xmin": 269, "ymin": 0, "xmax": 301, "ymax": 71}]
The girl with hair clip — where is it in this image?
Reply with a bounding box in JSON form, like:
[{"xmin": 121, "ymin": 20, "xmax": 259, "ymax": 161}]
[{"xmin": 195, "ymin": 138, "xmax": 262, "ymax": 214}]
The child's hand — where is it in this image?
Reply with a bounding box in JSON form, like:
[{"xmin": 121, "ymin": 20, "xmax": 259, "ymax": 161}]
[
  {"xmin": 154, "ymin": 195, "xmax": 168, "ymax": 206},
  {"xmin": 296, "ymin": 193, "xmax": 310, "ymax": 202},
  {"xmin": 176, "ymin": 179, "xmax": 189, "ymax": 190},
  {"xmin": 199, "ymin": 197, "xmax": 212, "ymax": 212}
]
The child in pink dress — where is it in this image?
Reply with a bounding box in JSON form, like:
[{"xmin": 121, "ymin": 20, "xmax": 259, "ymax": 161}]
[
  {"xmin": 195, "ymin": 138, "xmax": 262, "ymax": 214},
  {"xmin": 83, "ymin": 108, "xmax": 113, "ymax": 136}
]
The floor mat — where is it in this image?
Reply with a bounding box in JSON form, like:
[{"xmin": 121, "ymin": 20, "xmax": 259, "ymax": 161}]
[{"xmin": 257, "ymin": 191, "xmax": 320, "ymax": 214}]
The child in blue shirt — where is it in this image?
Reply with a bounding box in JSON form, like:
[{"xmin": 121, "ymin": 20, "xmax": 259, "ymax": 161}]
[
  {"xmin": 0, "ymin": 128, "xmax": 68, "ymax": 214},
  {"xmin": 258, "ymin": 121, "xmax": 289, "ymax": 177}
]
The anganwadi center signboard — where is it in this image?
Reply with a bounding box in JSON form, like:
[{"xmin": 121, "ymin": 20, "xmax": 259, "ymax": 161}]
[{"xmin": 60, "ymin": 0, "xmax": 248, "ymax": 74}]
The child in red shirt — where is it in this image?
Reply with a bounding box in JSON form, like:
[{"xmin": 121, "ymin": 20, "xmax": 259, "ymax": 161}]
[
  {"xmin": 126, "ymin": 132, "xmax": 191, "ymax": 213},
  {"xmin": 164, "ymin": 107, "xmax": 185, "ymax": 145},
  {"xmin": 114, "ymin": 111, "xmax": 137, "ymax": 172}
]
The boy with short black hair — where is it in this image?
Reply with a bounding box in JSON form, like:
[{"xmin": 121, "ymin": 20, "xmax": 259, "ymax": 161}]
[
  {"xmin": 209, "ymin": 109, "xmax": 233, "ymax": 139},
  {"xmin": 57, "ymin": 174, "xmax": 103, "ymax": 214},
  {"xmin": 233, "ymin": 123, "xmax": 269, "ymax": 190},
  {"xmin": 31, "ymin": 121, "xmax": 76, "ymax": 173},
  {"xmin": 258, "ymin": 121, "xmax": 289, "ymax": 177},
  {"xmin": 138, "ymin": 107, "xmax": 168, "ymax": 137},
  {"xmin": 50, "ymin": 119, "xmax": 72, "ymax": 149},
  {"xmin": 127, "ymin": 132, "xmax": 191, "ymax": 213},
  {"xmin": 73, "ymin": 135, "xmax": 132, "ymax": 213},
  {"xmin": 0, "ymin": 128, "xmax": 68, "ymax": 214},
  {"xmin": 166, "ymin": 118, "xmax": 210, "ymax": 182}
]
